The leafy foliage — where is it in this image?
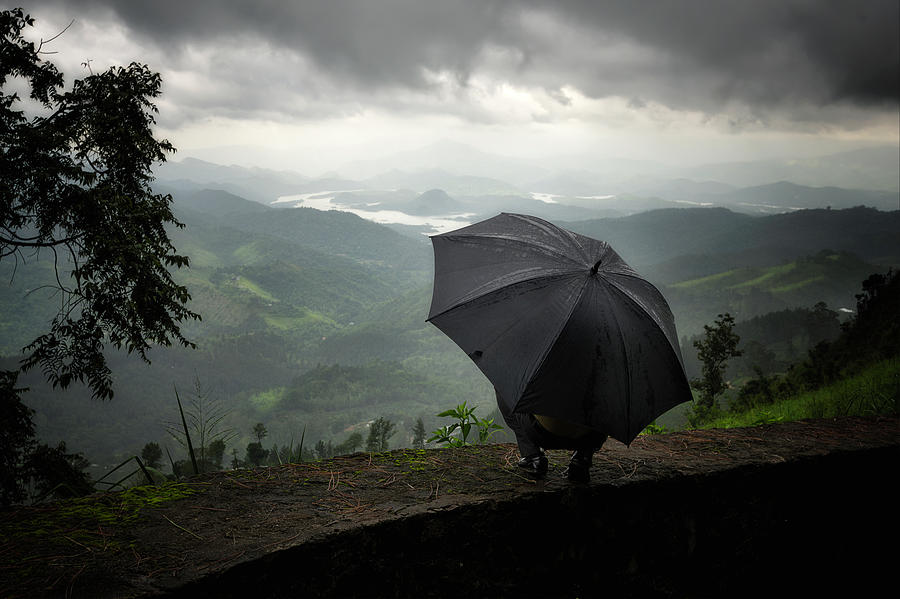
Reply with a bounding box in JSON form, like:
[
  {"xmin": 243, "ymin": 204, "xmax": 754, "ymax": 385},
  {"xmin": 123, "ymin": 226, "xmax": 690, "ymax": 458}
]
[
  {"xmin": 24, "ymin": 441, "xmax": 92, "ymax": 501},
  {"xmin": 428, "ymin": 401, "xmax": 503, "ymax": 447},
  {"xmin": 140, "ymin": 442, "xmax": 163, "ymax": 469},
  {"xmin": 1, "ymin": 8, "xmax": 198, "ymax": 400},
  {"xmin": 1, "ymin": 370, "xmax": 35, "ymax": 505},
  {"xmin": 252, "ymin": 422, "xmax": 268, "ymax": 442},
  {"xmin": 336, "ymin": 431, "xmax": 363, "ymax": 455},
  {"xmin": 730, "ymin": 269, "xmax": 900, "ymax": 412},
  {"xmin": 1, "ymin": 369, "xmax": 92, "ymax": 505},
  {"xmin": 365, "ymin": 416, "xmax": 396, "ymax": 452},
  {"xmin": 244, "ymin": 441, "xmax": 268, "ymax": 467},
  {"xmin": 411, "ymin": 417, "xmax": 426, "ymax": 449},
  {"xmin": 705, "ymin": 358, "xmax": 898, "ymax": 430},
  {"xmin": 689, "ymin": 313, "xmax": 742, "ymax": 424}
]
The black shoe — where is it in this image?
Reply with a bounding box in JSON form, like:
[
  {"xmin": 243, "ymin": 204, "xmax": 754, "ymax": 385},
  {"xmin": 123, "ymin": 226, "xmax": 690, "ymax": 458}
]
[
  {"xmin": 564, "ymin": 451, "xmax": 592, "ymax": 483},
  {"xmin": 517, "ymin": 453, "xmax": 548, "ymax": 478}
]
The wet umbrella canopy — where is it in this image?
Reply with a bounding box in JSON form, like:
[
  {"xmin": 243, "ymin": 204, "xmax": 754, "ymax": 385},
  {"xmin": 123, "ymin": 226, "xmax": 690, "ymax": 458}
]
[{"xmin": 426, "ymin": 213, "xmax": 692, "ymax": 445}]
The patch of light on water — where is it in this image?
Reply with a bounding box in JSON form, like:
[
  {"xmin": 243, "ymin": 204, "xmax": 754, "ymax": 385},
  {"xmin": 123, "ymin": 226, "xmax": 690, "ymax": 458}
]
[
  {"xmin": 737, "ymin": 202, "xmax": 799, "ymax": 212},
  {"xmin": 274, "ymin": 192, "xmax": 472, "ymax": 234},
  {"xmin": 271, "ymin": 190, "xmax": 365, "ymax": 208},
  {"xmin": 673, "ymin": 199, "xmax": 715, "ymax": 207},
  {"xmin": 531, "ymin": 192, "xmax": 559, "ymax": 204},
  {"xmin": 532, "ymin": 192, "xmax": 618, "ymax": 203}
]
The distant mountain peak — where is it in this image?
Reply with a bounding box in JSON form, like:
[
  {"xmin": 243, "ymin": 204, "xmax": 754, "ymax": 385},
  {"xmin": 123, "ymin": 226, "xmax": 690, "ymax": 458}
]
[
  {"xmin": 405, "ymin": 188, "xmax": 463, "ymax": 216},
  {"xmin": 417, "ymin": 188, "xmax": 453, "ymax": 200}
]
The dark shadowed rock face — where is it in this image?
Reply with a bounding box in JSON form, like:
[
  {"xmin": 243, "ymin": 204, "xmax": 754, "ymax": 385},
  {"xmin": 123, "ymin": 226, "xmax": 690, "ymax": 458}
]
[{"xmin": 2, "ymin": 417, "xmax": 897, "ymax": 599}]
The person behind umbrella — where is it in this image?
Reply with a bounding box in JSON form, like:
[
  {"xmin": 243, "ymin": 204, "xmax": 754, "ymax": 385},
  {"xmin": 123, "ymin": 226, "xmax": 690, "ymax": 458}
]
[
  {"xmin": 427, "ymin": 214, "xmax": 694, "ymax": 484},
  {"xmin": 496, "ymin": 389, "xmax": 608, "ymax": 483}
]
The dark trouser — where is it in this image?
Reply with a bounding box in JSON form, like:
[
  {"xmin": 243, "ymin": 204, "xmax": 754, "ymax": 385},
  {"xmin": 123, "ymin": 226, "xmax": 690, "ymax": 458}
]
[{"xmin": 496, "ymin": 390, "xmax": 607, "ymax": 458}]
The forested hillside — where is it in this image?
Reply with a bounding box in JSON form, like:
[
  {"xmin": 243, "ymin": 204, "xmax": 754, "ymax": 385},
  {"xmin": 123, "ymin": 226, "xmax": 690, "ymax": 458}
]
[{"xmin": 2, "ymin": 193, "xmax": 896, "ymax": 477}]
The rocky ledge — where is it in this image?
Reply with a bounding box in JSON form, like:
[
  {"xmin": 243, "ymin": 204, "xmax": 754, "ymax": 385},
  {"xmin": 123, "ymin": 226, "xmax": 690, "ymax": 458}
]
[{"xmin": 1, "ymin": 415, "xmax": 897, "ymax": 598}]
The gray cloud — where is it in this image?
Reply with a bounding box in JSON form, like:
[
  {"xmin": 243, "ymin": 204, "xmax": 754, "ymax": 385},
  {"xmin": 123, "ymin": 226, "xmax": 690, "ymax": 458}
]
[
  {"xmin": 535, "ymin": 0, "xmax": 899, "ymax": 108},
  {"xmin": 31, "ymin": 0, "xmax": 900, "ymax": 126}
]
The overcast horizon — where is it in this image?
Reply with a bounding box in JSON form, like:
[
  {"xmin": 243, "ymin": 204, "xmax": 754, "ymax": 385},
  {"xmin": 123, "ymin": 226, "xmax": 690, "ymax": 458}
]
[{"xmin": 19, "ymin": 1, "xmax": 900, "ymax": 178}]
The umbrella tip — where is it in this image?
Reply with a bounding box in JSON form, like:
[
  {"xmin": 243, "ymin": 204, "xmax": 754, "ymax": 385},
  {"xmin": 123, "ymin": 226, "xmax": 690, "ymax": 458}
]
[{"xmin": 590, "ymin": 259, "xmax": 602, "ymax": 274}]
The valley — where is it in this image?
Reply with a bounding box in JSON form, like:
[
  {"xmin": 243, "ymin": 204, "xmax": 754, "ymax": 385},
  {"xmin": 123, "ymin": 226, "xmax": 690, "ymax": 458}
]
[{"xmin": 2, "ymin": 151, "xmax": 898, "ymax": 479}]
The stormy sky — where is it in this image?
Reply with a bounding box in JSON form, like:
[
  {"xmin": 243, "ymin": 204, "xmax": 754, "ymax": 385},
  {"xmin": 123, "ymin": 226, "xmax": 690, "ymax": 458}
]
[{"xmin": 20, "ymin": 0, "xmax": 900, "ymax": 174}]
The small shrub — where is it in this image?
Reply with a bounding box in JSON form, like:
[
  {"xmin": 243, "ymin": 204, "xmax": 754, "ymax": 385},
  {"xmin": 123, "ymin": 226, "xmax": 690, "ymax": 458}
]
[{"xmin": 428, "ymin": 401, "xmax": 503, "ymax": 447}]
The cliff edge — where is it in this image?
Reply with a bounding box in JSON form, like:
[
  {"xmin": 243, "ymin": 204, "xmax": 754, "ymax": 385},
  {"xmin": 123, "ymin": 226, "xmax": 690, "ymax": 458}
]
[{"xmin": 2, "ymin": 416, "xmax": 897, "ymax": 598}]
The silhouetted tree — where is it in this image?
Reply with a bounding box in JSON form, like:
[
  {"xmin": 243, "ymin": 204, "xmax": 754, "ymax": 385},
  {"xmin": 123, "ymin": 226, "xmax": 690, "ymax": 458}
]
[
  {"xmin": 1, "ymin": 371, "xmax": 35, "ymax": 505},
  {"xmin": 252, "ymin": 422, "xmax": 268, "ymax": 443},
  {"xmin": 2, "ymin": 370, "xmax": 94, "ymax": 504},
  {"xmin": 365, "ymin": 417, "xmax": 395, "ymax": 452},
  {"xmin": 334, "ymin": 431, "xmax": 363, "ymax": 455},
  {"xmin": 690, "ymin": 313, "xmax": 742, "ymax": 423},
  {"xmin": 411, "ymin": 417, "xmax": 426, "ymax": 449},
  {"xmin": 244, "ymin": 442, "xmax": 268, "ymax": 467},
  {"xmin": 314, "ymin": 439, "xmax": 333, "ymax": 460},
  {"xmin": 25, "ymin": 442, "xmax": 92, "ymax": 501},
  {"xmin": 1, "ymin": 9, "xmax": 196, "ymax": 502},
  {"xmin": 1, "ymin": 8, "xmax": 197, "ymax": 400},
  {"xmin": 731, "ymin": 367, "xmax": 777, "ymax": 412},
  {"xmin": 140, "ymin": 442, "xmax": 163, "ymax": 470},
  {"xmin": 207, "ymin": 439, "xmax": 226, "ymax": 470}
]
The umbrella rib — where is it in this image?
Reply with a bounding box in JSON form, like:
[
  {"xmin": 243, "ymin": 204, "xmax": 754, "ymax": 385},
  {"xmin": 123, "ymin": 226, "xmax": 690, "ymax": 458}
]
[
  {"xmin": 600, "ymin": 284, "xmax": 635, "ymax": 443},
  {"xmin": 601, "ymin": 274, "xmax": 682, "ymax": 360},
  {"xmin": 506, "ymin": 212, "xmax": 594, "ymax": 264},
  {"xmin": 521, "ymin": 276, "xmax": 593, "ymax": 405}
]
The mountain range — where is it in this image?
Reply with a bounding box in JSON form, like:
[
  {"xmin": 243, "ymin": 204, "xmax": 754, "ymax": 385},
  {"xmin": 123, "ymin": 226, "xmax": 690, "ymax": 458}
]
[
  {"xmin": 155, "ymin": 143, "xmax": 899, "ymax": 225},
  {"xmin": 4, "ymin": 149, "xmax": 899, "ymax": 475}
]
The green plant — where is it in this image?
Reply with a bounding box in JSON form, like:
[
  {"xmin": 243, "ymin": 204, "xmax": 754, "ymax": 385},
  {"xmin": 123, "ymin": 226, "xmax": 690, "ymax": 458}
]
[
  {"xmin": 641, "ymin": 421, "xmax": 668, "ymax": 435},
  {"xmin": 165, "ymin": 379, "xmax": 236, "ymax": 474},
  {"xmin": 171, "ymin": 385, "xmax": 199, "ymax": 475},
  {"xmin": 749, "ymin": 411, "xmax": 784, "ymax": 426},
  {"xmin": 428, "ymin": 401, "xmax": 503, "ymax": 447}
]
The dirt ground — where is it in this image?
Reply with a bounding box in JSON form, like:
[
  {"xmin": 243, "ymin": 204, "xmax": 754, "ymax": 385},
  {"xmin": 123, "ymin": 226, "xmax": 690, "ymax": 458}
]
[{"xmin": 1, "ymin": 415, "xmax": 897, "ymax": 599}]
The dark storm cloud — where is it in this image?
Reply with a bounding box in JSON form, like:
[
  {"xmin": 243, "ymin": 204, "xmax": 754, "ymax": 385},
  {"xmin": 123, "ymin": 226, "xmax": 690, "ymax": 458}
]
[
  {"xmin": 37, "ymin": 0, "xmax": 900, "ymax": 120},
  {"xmin": 534, "ymin": 0, "xmax": 900, "ymax": 108}
]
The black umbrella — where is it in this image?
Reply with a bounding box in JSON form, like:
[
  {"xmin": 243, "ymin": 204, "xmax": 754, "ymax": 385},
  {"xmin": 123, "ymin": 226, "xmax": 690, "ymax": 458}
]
[{"xmin": 426, "ymin": 213, "xmax": 692, "ymax": 445}]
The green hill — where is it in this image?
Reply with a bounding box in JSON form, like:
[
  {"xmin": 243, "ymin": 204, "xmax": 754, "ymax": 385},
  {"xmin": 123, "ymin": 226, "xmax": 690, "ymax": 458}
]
[
  {"xmin": 567, "ymin": 206, "xmax": 899, "ymax": 279},
  {"xmin": 663, "ymin": 250, "xmax": 879, "ymax": 336},
  {"xmin": 564, "ymin": 207, "xmax": 753, "ymax": 269},
  {"xmin": 706, "ymin": 270, "xmax": 899, "ymax": 426},
  {"xmin": 669, "ymin": 250, "xmax": 870, "ymax": 297},
  {"xmin": 4, "ymin": 203, "xmax": 897, "ymax": 472},
  {"xmin": 706, "ymin": 181, "xmax": 899, "ymax": 212},
  {"xmin": 213, "ymin": 205, "xmax": 431, "ymax": 279},
  {"xmin": 177, "ymin": 189, "xmax": 272, "ymax": 215}
]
